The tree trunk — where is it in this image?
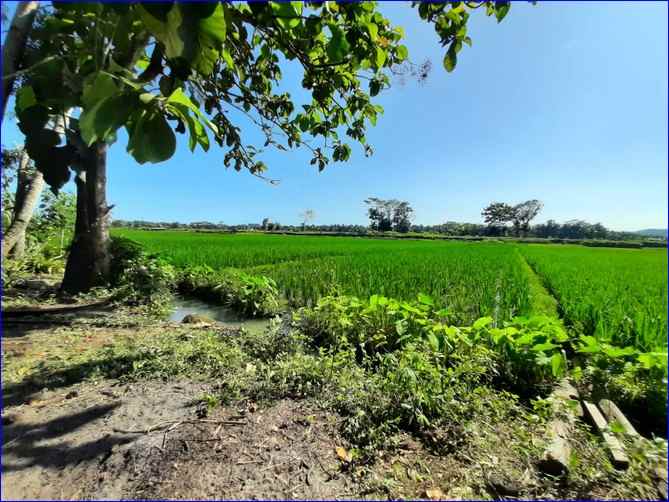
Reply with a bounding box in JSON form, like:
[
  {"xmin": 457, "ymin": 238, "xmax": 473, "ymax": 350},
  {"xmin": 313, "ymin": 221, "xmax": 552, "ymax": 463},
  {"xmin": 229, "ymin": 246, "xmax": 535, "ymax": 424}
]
[
  {"xmin": 60, "ymin": 141, "xmax": 111, "ymax": 294},
  {"xmin": 2, "ymin": 1, "xmax": 39, "ymax": 124},
  {"xmin": 1, "ymin": 149, "xmax": 44, "ymax": 259}
]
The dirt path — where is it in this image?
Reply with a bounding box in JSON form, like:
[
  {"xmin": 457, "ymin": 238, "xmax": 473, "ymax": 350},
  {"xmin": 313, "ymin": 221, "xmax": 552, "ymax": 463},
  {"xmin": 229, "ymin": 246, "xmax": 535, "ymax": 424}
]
[{"xmin": 2, "ymin": 380, "xmax": 356, "ymax": 500}]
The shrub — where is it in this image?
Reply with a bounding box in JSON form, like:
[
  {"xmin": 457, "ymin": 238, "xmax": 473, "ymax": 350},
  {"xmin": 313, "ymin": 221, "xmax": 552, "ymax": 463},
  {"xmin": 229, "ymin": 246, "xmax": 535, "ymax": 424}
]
[
  {"xmin": 178, "ymin": 265, "xmax": 280, "ymax": 317},
  {"xmin": 109, "ymin": 236, "xmax": 176, "ymax": 312}
]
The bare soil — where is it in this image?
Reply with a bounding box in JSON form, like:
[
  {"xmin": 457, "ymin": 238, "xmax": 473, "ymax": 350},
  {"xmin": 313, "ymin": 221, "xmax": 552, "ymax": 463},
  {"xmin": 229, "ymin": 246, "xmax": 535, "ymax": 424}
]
[{"xmin": 2, "ymin": 380, "xmax": 356, "ymax": 500}]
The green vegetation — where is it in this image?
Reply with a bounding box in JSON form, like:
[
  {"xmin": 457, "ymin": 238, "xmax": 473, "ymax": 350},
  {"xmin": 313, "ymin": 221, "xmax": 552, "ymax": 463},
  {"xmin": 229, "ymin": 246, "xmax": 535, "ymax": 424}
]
[
  {"xmin": 4, "ymin": 293, "xmax": 665, "ymax": 498},
  {"xmin": 520, "ymin": 244, "xmax": 667, "ymax": 351},
  {"xmin": 115, "ymin": 229, "xmax": 532, "ymax": 324},
  {"xmin": 108, "ymin": 229, "xmax": 667, "ymax": 431}
]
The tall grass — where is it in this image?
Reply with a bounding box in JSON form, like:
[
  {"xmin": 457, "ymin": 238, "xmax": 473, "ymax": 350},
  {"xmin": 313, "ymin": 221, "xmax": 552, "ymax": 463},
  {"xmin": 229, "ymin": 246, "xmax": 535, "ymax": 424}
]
[{"xmin": 519, "ymin": 244, "xmax": 667, "ymax": 351}]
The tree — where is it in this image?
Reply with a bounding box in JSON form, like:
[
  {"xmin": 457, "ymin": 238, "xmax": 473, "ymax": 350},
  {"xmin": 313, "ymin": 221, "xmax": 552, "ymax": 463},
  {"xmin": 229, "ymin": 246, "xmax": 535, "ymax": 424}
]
[
  {"xmin": 481, "ymin": 202, "xmax": 514, "ymax": 234},
  {"xmin": 392, "ymin": 200, "xmax": 414, "ymax": 233},
  {"xmin": 365, "ymin": 197, "xmax": 413, "ymax": 232},
  {"xmin": 13, "ymin": 1, "xmax": 512, "ymax": 293},
  {"xmin": 511, "ymin": 199, "xmax": 543, "ymax": 236},
  {"xmin": 1, "ymin": 145, "xmax": 47, "ymax": 259},
  {"xmin": 299, "ymin": 209, "xmax": 316, "ymax": 229},
  {"xmin": 1, "ymin": 1, "xmax": 39, "ymax": 123}
]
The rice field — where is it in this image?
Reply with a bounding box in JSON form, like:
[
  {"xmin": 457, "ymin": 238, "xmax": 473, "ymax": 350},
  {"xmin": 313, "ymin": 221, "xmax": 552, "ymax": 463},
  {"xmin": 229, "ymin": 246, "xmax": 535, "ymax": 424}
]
[
  {"xmin": 114, "ymin": 229, "xmax": 668, "ymax": 349},
  {"xmin": 115, "ymin": 230, "xmax": 532, "ymax": 324},
  {"xmin": 519, "ymin": 244, "xmax": 667, "ymax": 351}
]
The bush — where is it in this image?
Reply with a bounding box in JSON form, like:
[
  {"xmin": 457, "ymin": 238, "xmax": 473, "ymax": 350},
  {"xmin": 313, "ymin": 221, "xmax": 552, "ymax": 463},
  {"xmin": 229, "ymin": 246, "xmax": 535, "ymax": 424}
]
[{"xmin": 109, "ymin": 236, "xmax": 176, "ymax": 312}]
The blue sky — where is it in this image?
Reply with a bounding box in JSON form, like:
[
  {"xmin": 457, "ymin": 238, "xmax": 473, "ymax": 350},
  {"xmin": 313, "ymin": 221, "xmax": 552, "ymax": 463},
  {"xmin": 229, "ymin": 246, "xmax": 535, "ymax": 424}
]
[{"xmin": 2, "ymin": 1, "xmax": 667, "ymax": 230}]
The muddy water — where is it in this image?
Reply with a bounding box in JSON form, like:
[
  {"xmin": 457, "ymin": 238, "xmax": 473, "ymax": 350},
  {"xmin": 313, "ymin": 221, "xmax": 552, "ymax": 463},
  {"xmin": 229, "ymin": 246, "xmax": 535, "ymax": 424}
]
[{"xmin": 168, "ymin": 296, "xmax": 270, "ymax": 333}]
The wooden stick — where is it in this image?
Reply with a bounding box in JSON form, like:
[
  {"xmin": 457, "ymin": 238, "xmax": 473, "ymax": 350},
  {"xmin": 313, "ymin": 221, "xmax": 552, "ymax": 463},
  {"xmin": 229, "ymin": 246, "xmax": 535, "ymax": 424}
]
[
  {"xmin": 583, "ymin": 401, "xmax": 629, "ymax": 470},
  {"xmin": 598, "ymin": 399, "xmax": 640, "ymax": 437}
]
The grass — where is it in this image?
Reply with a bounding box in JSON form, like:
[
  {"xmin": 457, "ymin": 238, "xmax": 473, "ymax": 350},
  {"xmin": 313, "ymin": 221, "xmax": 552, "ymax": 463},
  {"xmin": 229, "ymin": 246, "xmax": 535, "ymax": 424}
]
[{"xmin": 519, "ymin": 244, "xmax": 667, "ymax": 351}]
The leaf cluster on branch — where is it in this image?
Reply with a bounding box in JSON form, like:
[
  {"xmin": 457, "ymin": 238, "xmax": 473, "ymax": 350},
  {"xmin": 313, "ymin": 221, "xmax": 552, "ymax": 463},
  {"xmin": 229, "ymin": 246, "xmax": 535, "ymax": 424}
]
[{"xmin": 12, "ymin": 1, "xmax": 512, "ymax": 193}]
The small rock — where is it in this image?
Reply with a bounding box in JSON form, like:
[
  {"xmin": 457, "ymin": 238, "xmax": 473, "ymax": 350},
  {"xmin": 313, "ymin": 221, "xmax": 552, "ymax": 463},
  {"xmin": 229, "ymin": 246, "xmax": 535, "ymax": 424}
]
[
  {"xmin": 424, "ymin": 487, "xmax": 445, "ymax": 500},
  {"xmin": 181, "ymin": 313, "xmax": 215, "ymax": 324},
  {"xmin": 400, "ymin": 437, "xmax": 420, "ymax": 451},
  {"xmin": 486, "ymin": 474, "xmax": 522, "ymax": 497}
]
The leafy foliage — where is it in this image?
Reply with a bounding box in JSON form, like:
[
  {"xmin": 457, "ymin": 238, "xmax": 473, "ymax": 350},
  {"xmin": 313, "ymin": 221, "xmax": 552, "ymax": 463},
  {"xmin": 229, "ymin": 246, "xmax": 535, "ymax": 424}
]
[
  {"xmin": 178, "ymin": 264, "xmax": 280, "ymax": 317},
  {"xmin": 14, "ymin": 1, "xmax": 512, "ymax": 192},
  {"xmin": 109, "ymin": 236, "xmax": 177, "ymax": 313},
  {"xmin": 365, "ymin": 197, "xmax": 414, "ymax": 233}
]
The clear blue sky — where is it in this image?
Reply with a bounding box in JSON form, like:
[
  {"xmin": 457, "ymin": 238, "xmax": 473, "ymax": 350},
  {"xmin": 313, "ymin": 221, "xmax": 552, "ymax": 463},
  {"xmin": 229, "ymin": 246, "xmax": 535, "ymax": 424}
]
[{"xmin": 2, "ymin": 1, "xmax": 667, "ymax": 230}]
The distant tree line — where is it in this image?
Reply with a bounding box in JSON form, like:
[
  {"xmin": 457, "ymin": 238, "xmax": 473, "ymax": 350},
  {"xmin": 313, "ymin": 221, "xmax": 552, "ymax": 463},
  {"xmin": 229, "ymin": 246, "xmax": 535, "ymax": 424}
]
[
  {"xmin": 110, "ymin": 197, "xmax": 662, "ymax": 242},
  {"xmin": 111, "ymin": 218, "xmax": 657, "ymax": 242}
]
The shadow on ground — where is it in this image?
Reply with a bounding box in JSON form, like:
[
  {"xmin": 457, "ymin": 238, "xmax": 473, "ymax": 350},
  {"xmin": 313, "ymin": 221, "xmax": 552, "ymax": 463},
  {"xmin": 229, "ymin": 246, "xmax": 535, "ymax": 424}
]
[{"xmin": 2, "ymin": 402, "xmax": 133, "ymax": 472}]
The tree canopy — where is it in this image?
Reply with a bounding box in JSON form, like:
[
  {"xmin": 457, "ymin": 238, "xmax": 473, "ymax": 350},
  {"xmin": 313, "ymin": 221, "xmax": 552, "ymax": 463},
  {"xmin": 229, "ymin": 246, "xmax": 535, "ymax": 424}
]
[
  {"xmin": 365, "ymin": 197, "xmax": 414, "ymax": 232},
  {"xmin": 14, "ymin": 1, "xmax": 512, "ymax": 193},
  {"xmin": 481, "ymin": 199, "xmax": 543, "ymax": 236}
]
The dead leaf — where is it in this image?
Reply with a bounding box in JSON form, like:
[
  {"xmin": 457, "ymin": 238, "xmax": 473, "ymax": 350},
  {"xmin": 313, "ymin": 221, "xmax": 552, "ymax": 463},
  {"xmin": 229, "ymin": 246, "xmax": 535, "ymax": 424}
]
[
  {"xmin": 335, "ymin": 446, "xmax": 352, "ymax": 463},
  {"xmin": 425, "ymin": 487, "xmax": 445, "ymax": 500}
]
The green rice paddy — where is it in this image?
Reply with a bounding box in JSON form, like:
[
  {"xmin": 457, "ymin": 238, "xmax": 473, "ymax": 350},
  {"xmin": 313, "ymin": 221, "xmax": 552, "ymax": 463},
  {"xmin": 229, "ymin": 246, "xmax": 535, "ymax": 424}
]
[{"xmin": 114, "ymin": 229, "xmax": 667, "ymax": 350}]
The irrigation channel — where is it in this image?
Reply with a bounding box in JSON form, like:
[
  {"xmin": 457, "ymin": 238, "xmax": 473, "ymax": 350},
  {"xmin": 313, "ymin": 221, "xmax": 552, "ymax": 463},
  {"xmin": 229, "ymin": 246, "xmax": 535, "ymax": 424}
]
[{"xmin": 168, "ymin": 295, "xmax": 271, "ymax": 334}]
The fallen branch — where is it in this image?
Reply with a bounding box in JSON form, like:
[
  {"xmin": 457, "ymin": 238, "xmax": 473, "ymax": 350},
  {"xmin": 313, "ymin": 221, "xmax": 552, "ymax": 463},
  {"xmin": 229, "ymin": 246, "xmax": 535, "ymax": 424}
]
[
  {"xmin": 3, "ymin": 299, "xmax": 113, "ymax": 317},
  {"xmin": 598, "ymin": 399, "xmax": 639, "ymax": 437},
  {"xmin": 112, "ymin": 418, "xmax": 245, "ymax": 435},
  {"xmin": 538, "ymin": 379, "xmax": 580, "ymax": 476}
]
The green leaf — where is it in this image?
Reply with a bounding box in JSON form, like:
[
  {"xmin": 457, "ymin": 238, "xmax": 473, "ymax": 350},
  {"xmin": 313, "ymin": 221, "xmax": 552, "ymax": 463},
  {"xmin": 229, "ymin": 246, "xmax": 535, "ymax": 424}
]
[
  {"xmin": 576, "ymin": 335, "xmax": 601, "ymax": 353},
  {"xmin": 495, "ymin": 2, "xmax": 511, "ymax": 22},
  {"xmin": 443, "ymin": 45, "xmax": 457, "ymax": 72},
  {"xmin": 369, "ymin": 79, "xmax": 381, "ymax": 97},
  {"xmin": 551, "ymin": 352, "xmax": 565, "ymax": 377},
  {"xmin": 127, "ymin": 109, "xmax": 176, "ymax": 164},
  {"xmin": 365, "ymin": 22, "xmax": 378, "ymax": 42},
  {"xmin": 80, "ymin": 93, "xmax": 137, "ymax": 146},
  {"xmin": 532, "ymin": 342, "xmax": 558, "ymax": 352},
  {"xmin": 138, "ymin": 3, "xmax": 227, "ymax": 76},
  {"xmin": 166, "ymin": 102, "xmax": 209, "ymax": 152},
  {"xmin": 472, "ymin": 317, "xmax": 493, "ymax": 330},
  {"xmin": 221, "ymin": 48, "xmax": 235, "ymax": 70},
  {"xmin": 374, "ymin": 46, "xmax": 387, "ymax": 69},
  {"xmin": 426, "ymin": 333, "xmax": 440, "ymax": 352},
  {"xmin": 15, "ymin": 86, "xmax": 37, "ymax": 113},
  {"xmin": 327, "ymin": 24, "xmax": 350, "ymax": 62},
  {"xmin": 82, "ymin": 72, "xmax": 118, "ymax": 109},
  {"xmin": 198, "ymin": 3, "xmax": 227, "ymax": 44},
  {"xmin": 167, "ymin": 88, "xmax": 218, "ymax": 135},
  {"xmin": 602, "ymin": 345, "xmax": 636, "ymax": 359},
  {"xmin": 271, "ymin": 1, "xmax": 301, "ymax": 29},
  {"xmin": 137, "ymin": 4, "xmax": 185, "ymax": 60},
  {"xmin": 417, "ymin": 293, "xmax": 434, "ymax": 306},
  {"xmin": 396, "ymin": 45, "xmax": 409, "ymax": 61}
]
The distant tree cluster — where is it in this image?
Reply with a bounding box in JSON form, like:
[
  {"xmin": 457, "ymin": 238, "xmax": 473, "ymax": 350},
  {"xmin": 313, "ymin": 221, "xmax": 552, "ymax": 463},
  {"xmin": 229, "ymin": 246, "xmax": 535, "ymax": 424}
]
[
  {"xmin": 364, "ymin": 198, "xmax": 414, "ymax": 233},
  {"xmin": 413, "ymin": 219, "xmax": 645, "ymax": 241},
  {"xmin": 481, "ymin": 200, "xmax": 543, "ymax": 236}
]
